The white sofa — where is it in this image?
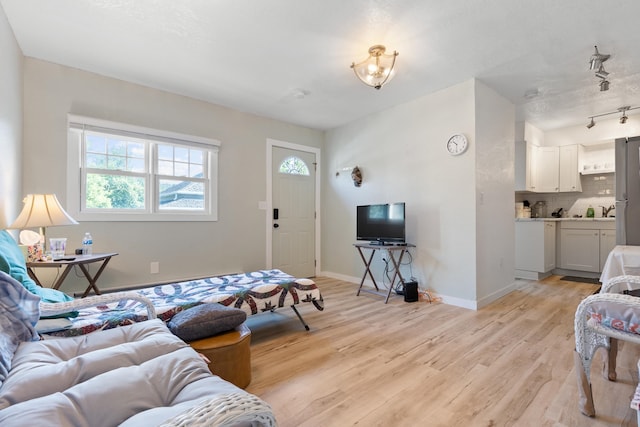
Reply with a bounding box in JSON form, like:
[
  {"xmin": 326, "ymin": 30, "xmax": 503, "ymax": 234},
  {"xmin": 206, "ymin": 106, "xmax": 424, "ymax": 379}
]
[{"xmin": 0, "ymin": 271, "xmax": 276, "ymax": 426}]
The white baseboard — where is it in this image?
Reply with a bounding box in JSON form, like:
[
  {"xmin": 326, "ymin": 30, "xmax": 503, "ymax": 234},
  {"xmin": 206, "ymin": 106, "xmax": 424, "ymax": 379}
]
[{"xmin": 320, "ymin": 270, "xmax": 483, "ymax": 311}]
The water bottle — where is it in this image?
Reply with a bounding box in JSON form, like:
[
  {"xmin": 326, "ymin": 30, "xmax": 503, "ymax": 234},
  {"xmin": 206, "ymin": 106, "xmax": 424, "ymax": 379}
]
[{"xmin": 82, "ymin": 232, "xmax": 93, "ymax": 255}]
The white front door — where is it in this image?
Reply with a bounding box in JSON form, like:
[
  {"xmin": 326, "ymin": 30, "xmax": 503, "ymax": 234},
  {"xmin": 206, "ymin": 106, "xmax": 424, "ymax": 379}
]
[{"xmin": 271, "ymin": 146, "xmax": 316, "ymax": 278}]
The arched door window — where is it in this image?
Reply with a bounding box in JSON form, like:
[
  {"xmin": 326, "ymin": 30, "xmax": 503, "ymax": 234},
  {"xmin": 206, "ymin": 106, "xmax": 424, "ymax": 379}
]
[{"xmin": 279, "ymin": 156, "xmax": 310, "ymax": 175}]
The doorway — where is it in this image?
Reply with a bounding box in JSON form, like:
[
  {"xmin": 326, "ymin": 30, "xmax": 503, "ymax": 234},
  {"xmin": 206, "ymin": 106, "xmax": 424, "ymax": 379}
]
[{"xmin": 266, "ymin": 139, "xmax": 320, "ymax": 277}]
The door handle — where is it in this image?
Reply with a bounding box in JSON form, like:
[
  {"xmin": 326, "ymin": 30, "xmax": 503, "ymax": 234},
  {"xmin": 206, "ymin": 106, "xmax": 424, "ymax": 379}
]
[{"xmin": 273, "ymin": 208, "xmax": 279, "ymax": 220}]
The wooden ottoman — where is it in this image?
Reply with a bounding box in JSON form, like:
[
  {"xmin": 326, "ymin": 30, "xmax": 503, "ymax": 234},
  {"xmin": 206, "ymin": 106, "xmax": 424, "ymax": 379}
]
[{"xmin": 188, "ymin": 322, "xmax": 252, "ymax": 389}]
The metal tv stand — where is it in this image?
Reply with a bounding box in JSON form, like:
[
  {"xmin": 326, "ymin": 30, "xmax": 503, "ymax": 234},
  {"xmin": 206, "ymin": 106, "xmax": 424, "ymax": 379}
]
[{"xmin": 353, "ymin": 242, "xmax": 415, "ymax": 303}]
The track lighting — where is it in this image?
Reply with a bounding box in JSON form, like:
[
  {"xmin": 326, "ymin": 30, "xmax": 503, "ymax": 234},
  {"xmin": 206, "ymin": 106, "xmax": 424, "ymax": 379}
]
[
  {"xmin": 619, "ymin": 106, "xmax": 629, "ymax": 124},
  {"xmin": 595, "ymin": 64, "xmax": 609, "ymax": 79},
  {"xmin": 589, "ymin": 46, "xmax": 610, "ymax": 71},
  {"xmin": 589, "ymin": 45, "xmax": 612, "ymax": 91},
  {"xmin": 586, "ymin": 106, "xmax": 638, "ymax": 129}
]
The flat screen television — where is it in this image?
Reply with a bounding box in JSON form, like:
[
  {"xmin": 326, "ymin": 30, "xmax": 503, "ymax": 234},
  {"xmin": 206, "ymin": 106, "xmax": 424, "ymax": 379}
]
[{"xmin": 356, "ymin": 202, "xmax": 406, "ymax": 244}]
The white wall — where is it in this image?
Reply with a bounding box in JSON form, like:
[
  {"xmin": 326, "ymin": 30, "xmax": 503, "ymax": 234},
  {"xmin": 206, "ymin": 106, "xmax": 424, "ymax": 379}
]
[
  {"xmin": 474, "ymin": 81, "xmax": 516, "ymax": 307},
  {"xmin": 0, "ymin": 6, "xmax": 23, "ymax": 228},
  {"xmin": 323, "ymin": 80, "xmax": 483, "ymax": 306},
  {"xmin": 22, "ymin": 59, "xmax": 324, "ymax": 294}
]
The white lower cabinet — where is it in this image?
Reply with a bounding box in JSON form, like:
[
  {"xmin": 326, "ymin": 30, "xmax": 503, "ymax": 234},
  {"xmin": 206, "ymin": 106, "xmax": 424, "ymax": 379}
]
[
  {"xmin": 516, "ymin": 221, "xmax": 556, "ymax": 279},
  {"xmin": 599, "ymin": 230, "xmax": 617, "ymax": 271},
  {"xmin": 557, "ymin": 221, "xmax": 616, "ymax": 273},
  {"xmin": 559, "ymin": 229, "xmax": 600, "ymax": 272}
]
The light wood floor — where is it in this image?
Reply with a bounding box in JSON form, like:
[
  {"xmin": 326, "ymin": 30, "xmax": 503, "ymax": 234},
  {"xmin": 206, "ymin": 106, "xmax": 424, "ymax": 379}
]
[{"xmin": 244, "ymin": 276, "xmax": 640, "ymax": 427}]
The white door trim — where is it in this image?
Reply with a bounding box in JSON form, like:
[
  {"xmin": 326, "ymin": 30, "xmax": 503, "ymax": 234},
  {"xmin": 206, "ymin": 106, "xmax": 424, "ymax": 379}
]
[{"xmin": 266, "ymin": 138, "xmax": 321, "ymax": 276}]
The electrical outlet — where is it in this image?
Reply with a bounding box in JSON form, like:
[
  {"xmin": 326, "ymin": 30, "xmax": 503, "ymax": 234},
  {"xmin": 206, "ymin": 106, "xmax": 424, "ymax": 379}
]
[{"xmin": 150, "ymin": 262, "xmax": 159, "ymax": 274}]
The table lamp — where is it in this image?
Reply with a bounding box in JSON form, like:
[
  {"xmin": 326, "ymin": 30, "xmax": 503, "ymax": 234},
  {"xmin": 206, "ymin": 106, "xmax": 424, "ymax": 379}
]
[{"xmin": 8, "ymin": 194, "xmax": 78, "ymax": 253}]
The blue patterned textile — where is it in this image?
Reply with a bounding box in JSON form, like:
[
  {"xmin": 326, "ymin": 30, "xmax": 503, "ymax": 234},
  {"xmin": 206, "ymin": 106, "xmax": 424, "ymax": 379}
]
[{"xmin": 0, "ymin": 271, "xmax": 40, "ymax": 385}]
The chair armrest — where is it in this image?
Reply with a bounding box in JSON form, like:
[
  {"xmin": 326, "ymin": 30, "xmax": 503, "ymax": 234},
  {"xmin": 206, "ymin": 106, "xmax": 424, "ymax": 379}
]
[
  {"xmin": 601, "ymin": 275, "xmax": 640, "ymax": 294},
  {"xmin": 39, "ymin": 291, "xmax": 156, "ymax": 319}
]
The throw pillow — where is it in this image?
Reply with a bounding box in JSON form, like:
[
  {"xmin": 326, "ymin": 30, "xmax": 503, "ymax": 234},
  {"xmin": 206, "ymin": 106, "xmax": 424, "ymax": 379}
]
[
  {"xmin": 0, "ymin": 271, "xmax": 40, "ymax": 387},
  {"xmin": 167, "ymin": 303, "xmax": 247, "ymax": 342},
  {"xmin": 0, "ymin": 230, "xmax": 76, "ymax": 308}
]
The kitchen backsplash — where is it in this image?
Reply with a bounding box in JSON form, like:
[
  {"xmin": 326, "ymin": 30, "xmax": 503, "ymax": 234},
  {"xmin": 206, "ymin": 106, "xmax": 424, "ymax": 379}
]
[{"xmin": 515, "ymin": 173, "xmax": 615, "ymax": 218}]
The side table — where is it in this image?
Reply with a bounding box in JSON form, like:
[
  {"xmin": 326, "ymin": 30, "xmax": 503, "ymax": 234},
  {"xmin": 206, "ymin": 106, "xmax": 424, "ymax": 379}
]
[
  {"xmin": 27, "ymin": 252, "xmax": 118, "ymax": 298},
  {"xmin": 353, "ymin": 243, "xmax": 415, "ymax": 303}
]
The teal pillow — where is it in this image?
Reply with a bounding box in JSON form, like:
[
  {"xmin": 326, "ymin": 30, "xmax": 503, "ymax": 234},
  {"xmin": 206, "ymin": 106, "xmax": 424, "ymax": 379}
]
[{"xmin": 0, "ymin": 231, "xmax": 74, "ymax": 305}]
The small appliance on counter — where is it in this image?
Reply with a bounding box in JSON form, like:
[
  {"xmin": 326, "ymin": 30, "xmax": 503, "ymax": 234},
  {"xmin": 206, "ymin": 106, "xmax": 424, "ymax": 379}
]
[
  {"xmin": 551, "ymin": 207, "xmax": 564, "ymax": 218},
  {"xmin": 531, "ymin": 201, "xmax": 547, "ymax": 218},
  {"xmin": 515, "ymin": 202, "xmax": 531, "ymax": 218}
]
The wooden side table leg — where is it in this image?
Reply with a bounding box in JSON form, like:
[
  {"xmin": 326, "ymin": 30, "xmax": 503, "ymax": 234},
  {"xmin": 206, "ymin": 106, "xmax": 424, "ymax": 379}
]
[
  {"xmin": 356, "ymin": 247, "xmax": 379, "ymax": 295},
  {"xmin": 78, "ymin": 257, "xmax": 112, "ymax": 297},
  {"xmin": 51, "ymin": 265, "xmax": 75, "ymax": 290},
  {"xmin": 385, "ymin": 249, "xmax": 407, "ymax": 303}
]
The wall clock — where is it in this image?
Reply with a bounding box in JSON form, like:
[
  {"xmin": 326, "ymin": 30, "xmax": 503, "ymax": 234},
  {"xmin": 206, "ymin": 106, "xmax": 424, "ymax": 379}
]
[{"xmin": 446, "ymin": 134, "xmax": 468, "ymax": 156}]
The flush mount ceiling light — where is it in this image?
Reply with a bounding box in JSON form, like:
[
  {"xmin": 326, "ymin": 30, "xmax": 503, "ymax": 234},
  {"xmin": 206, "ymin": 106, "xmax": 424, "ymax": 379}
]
[
  {"xmin": 350, "ymin": 45, "xmax": 398, "ymax": 90},
  {"xmin": 586, "ymin": 105, "xmax": 639, "ymax": 129}
]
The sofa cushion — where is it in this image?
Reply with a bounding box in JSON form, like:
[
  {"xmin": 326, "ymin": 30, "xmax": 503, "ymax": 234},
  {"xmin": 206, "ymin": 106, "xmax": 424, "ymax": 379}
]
[
  {"xmin": 0, "ymin": 271, "xmax": 40, "ymax": 387},
  {"xmin": 167, "ymin": 303, "xmax": 247, "ymax": 341},
  {"xmin": 587, "ymin": 300, "xmax": 640, "ymax": 334},
  {"xmin": 0, "ymin": 230, "xmax": 74, "ymax": 305}
]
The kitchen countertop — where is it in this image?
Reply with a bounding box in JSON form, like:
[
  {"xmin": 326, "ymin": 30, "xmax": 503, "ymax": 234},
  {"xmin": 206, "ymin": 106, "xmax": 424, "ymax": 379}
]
[{"xmin": 515, "ymin": 217, "xmax": 615, "ymax": 222}]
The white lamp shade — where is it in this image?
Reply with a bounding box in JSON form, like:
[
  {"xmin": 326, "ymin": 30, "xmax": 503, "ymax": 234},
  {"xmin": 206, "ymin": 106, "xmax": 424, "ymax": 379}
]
[{"xmin": 9, "ymin": 194, "xmax": 78, "ymax": 229}]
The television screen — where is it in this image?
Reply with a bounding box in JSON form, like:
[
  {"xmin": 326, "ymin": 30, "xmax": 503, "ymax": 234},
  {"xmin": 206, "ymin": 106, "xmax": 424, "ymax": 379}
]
[{"xmin": 356, "ymin": 203, "xmax": 406, "ymax": 244}]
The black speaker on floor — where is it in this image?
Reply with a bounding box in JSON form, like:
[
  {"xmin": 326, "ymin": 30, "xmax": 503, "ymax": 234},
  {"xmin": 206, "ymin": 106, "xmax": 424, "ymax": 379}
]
[{"xmin": 403, "ymin": 281, "xmax": 418, "ymax": 302}]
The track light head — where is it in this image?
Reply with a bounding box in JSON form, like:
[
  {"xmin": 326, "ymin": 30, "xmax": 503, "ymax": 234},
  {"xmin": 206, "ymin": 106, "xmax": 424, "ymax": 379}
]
[
  {"xmin": 600, "ymin": 79, "xmax": 610, "ymax": 91},
  {"xmin": 595, "ymin": 64, "xmax": 609, "ymax": 79},
  {"xmin": 619, "ymin": 106, "xmax": 630, "ymax": 125},
  {"xmin": 589, "ymin": 45, "xmax": 610, "ymax": 70},
  {"xmin": 586, "ymin": 118, "xmax": 595, "ymax": 129}
]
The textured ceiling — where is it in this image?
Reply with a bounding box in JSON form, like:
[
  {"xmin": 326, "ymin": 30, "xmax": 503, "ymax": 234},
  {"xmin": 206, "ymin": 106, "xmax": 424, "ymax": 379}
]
[{"xmin": 2, "ymin": 0, "xmax": 640, "ymax": 131}]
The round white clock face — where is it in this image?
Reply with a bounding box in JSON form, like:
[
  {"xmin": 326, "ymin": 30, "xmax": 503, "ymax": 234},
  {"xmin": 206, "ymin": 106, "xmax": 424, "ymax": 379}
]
[{"xmin": 446, "ymin": 134, "xmax": 468, "ymax": 156}]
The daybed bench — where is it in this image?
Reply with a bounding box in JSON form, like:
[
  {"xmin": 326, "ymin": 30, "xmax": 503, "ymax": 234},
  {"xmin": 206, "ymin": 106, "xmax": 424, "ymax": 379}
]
[
  {"xmin": 46, "ymin": 269, "xmax": 325, "ymax": 338},
  {"xmin": 0, "ymin": 271, "xmax": 277, "ymax": 426}
]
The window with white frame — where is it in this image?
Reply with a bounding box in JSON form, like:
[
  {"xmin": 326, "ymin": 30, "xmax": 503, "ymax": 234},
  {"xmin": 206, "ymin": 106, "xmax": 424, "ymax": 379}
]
[{"xmin": 67, "ymin": 115, "xmax": 219, "ymax": 222}]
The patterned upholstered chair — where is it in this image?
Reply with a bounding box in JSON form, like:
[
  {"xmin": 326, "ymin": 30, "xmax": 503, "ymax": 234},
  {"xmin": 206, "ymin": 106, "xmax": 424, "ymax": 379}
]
[{"xmin": 574, "ymin": 275, "xmax": 640, "ymax": 417}]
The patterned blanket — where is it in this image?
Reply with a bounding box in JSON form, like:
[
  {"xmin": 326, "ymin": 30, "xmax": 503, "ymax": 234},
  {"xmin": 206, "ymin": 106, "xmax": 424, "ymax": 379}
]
[{"xmin": 46, "ymin": 269, "xmax": 323, "ymax": 337}]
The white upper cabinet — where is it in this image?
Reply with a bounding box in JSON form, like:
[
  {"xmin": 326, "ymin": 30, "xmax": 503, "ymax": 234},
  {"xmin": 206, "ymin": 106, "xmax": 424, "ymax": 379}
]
[
  {"xmin": 515, "ymin": 142, "xmax": 583, "ymax": 193},
  {"xmin": 559, "ymin": 145, "xmax": 582, "ymax": 192},
  {"xmin": 536, "ymin": 146, "xmax": 560, "ymax": 192},
  {"xmin": 515, "ymin": 141, "xmax": 538, "ymax": 191}
]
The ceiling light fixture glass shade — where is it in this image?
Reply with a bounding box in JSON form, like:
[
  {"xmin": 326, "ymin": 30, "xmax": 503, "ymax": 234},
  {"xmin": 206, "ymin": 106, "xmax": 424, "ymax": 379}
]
[
  {"xmin": 8, "ymin": 194, "xmax": 78, "ymax": 252},
  {"xmin": 586, "ymin": 118, "xmax": 595, "ymax": 129},
  {"xmin": 589, "ymin": 45, "xmax": 610, "ymax": 70},
  {"xmin": 351, "ymin": 45, "xmax": 398, "ymax": 90}
]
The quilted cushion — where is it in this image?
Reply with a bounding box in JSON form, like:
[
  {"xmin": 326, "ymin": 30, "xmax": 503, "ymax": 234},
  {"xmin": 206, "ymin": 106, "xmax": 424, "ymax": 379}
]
[
  {"xmin": 167, "ymin": 303, "xmax": 247, "ymax": 341},
  {"xmin": 587, "ymin": 300, "xmax": 640, "ymax": 334}
]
